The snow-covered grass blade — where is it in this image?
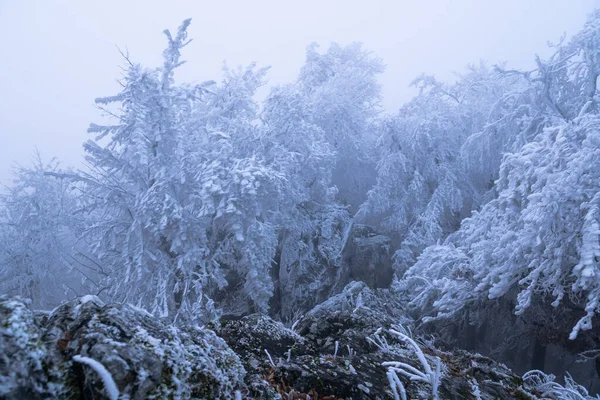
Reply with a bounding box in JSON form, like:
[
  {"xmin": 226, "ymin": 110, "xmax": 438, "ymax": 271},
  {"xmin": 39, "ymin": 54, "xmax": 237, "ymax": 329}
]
[{"xmin": 380, "ymin": 328, "xmax": 442, "ymax": 400}]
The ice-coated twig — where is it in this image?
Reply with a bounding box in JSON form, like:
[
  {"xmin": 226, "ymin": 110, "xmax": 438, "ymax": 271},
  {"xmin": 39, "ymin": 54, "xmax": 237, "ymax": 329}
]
[
  {"xmin": 366, "ymin": 327, "xmax": 393, "ymax": 353},
  {"xmin": 387, "ymin": 368, "xmax": 407, "ymax": 400},
  {"xmin": 73, "ymin": 355, "xmax": 119, "ymax": 400},
  {"xmin": 291, "ymin": 316, "xmax": 303, "ymax": 333},
  {"xmin": 523, "ymin": 370, "xmax": 600, "ymax": 400},
  {"xmin": 353, "ymin": 292, "xmax": 364, "ymax": 313},
  {"xmin": 380, "ymin": 328, "xmax": 442, "ymax": 400},
  {"xmin": 347, "ymin": 344, "xmax": 354, "ymax": 357},
  {"xmin": 264, "ymin": 348, "xmax": 276, "ymax": 367}
]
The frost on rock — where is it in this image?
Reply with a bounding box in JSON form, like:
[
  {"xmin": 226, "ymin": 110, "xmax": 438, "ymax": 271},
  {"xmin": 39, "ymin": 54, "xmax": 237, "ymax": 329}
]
[
  {"xmin": 304, "ymin": 280, "xmax": 405, "ymax": 325},
  {"xmin": 216, "ymin": 285, "xmax": 547, "ymax": 399},
  {"xmin": 216, "ymin": 313, "xmax": 309, "ymax": 398},
  {"xmin": 0, "ymin": 296, "xmax": 48, "ymax": 399},
  {"xmin": 0, "ymin": 295, "xmax": 593, "ymax": 399},
  {"xmin": 34, "ymin": 296, "xmax": 246, "ymax": 399}
]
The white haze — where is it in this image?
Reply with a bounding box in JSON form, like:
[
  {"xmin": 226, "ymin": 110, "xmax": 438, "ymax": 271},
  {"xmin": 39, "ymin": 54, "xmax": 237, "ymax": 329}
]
[{"xmin": 0, "ymin": 0, "xmax": 598, "ymax": 183}]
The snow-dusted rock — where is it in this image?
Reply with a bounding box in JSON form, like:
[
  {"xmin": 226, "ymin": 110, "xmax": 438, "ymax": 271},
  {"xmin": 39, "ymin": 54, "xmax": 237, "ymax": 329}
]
[
  {"xmin": 0, "ymin": 294, "xmax": 584, "ymax": 399},
  {"xmin": 217, "ymin": 283, "xmax": 544, "ymax": 399},
  {"xmin": 2, "ymin": 296, "xmax": 246, "ymax": 399},
  {"xmin": 0, "ymin": 297, "xmax": 48, "ymax": 399}
]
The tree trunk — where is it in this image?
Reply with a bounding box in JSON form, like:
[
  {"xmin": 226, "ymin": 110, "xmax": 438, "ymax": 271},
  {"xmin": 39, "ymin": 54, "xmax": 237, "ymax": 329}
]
[
  {"xmin": 463, "ymin": 310, "xmax": 477, "ymax": 351},
  {"xmin": 531, "ymin": 338, "xmax": 546, "ymax": 371}
]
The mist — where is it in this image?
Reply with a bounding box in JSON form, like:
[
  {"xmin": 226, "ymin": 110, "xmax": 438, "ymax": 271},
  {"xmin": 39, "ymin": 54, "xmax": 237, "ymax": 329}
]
[
  {"xmin": 3, "ymin": 2, "xmax": 600, "ymax": 399},
  {"xmin": 0, "ymin": 0, "xmax": 597, "ymax": 183}
]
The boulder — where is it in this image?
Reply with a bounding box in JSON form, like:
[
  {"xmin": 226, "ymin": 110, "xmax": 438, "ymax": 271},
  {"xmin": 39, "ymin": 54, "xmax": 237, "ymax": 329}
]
[
  {"xmin": 0, "ymin": 297, "xmax": 48, "ymax": 400},
  {"xmin": 0, "ymin": 292, "xmax": 586, "ymax": 399},
  {"xmin": 340, "ymin": 224, "xmax": 394, "ymax": 290},
  {"xmin": 1, "ymin": 295, "xmax": 246, "ymax": 399},
  {"xmin": 218, "ymin": 282, "xmax": 556, "ymax": 399}
]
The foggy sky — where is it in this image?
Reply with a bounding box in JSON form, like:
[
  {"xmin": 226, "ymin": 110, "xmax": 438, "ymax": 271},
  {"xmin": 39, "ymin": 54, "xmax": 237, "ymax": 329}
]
[{"xmin": 1, "ymin": 0, "xmax": 599, "ymax": 184}]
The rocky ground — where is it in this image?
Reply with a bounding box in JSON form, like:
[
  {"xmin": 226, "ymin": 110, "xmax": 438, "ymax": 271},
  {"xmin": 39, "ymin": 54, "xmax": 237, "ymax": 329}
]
[{"xmin": 0, "ymin": 281, "xmax": 591, "ymax": 399}]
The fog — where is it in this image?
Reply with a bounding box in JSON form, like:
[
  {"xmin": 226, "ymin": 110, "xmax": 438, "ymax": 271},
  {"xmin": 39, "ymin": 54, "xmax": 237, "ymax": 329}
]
[
  {"xmin": 0, "ymin": 0, "xmax": 598, "ymax": 182},
  {"xmin": 5, "ymin": 2, "xmax": 600, "ymax": 396}
]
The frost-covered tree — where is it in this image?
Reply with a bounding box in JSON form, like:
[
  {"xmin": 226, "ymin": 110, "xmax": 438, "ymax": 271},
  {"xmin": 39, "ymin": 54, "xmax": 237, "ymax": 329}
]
[
  {"xmin": 403, "ymin": 10, "xmax": 600, "ymax": 342},
  {"xmin": 260, "ymin": 85, "xmax": 348, "ymax": 316},
  {"xmin": 66, "ymin": 24, "xmax": 380, "ymax": 322},
  {"xmin": 78, "ymin": 20, "xmax": 284, "ymax": 321},
  {"xmin": 361, "ymin": 63, "xmax": 529, "ymax": 272},
  {"xmin": 251, "ymin": 43, "xmax": 384, "ymax": 317},
  {"xmin": 235, "ymin": 42, "xmax": 385, "ymax": 318},
  {"xmin": 297, "ymin": 43, "xmax": 384, "ymax": 211},
  {"xmin": 0, "ymin": 154, "xmax": 87, "ymax": 308},
  {"xmin": 262, "ymin": 44, "xmax": 383, "ymax": 316},
  {"xmin": 410, "ymin": 114, "xmax": 600, "ymax": 340}
]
